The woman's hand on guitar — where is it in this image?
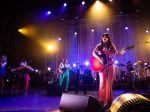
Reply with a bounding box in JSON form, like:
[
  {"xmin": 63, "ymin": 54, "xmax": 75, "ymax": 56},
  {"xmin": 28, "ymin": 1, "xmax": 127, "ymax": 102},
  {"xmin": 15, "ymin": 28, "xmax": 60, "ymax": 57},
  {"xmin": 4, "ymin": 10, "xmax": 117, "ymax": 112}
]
[
  {"xmin": 98, "ymin": 58, "xmax": 104, "ymax": 65},
  {"xmin": 120, "ymin": 49, "xmax": 125, "ymax": 55}
]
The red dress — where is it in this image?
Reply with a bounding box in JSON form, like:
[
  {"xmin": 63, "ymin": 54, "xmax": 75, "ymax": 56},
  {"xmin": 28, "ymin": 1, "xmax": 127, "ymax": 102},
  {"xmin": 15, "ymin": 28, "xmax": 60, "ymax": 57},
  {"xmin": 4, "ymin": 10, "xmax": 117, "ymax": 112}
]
[
  {"xmin": 99, "ymin": 61, "xmax": 115, "ymax": 103},
  {"xmin": 97, "ymin": 45, "xmax": 116, "ymax": 104}
]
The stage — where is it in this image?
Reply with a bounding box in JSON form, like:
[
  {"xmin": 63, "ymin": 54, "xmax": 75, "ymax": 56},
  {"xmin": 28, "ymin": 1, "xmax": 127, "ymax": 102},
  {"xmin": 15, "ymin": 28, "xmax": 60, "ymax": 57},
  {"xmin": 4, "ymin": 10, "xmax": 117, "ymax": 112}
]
[{"xmin": 0, "ymin": 87, "xmax": 150, "ymax": 112}]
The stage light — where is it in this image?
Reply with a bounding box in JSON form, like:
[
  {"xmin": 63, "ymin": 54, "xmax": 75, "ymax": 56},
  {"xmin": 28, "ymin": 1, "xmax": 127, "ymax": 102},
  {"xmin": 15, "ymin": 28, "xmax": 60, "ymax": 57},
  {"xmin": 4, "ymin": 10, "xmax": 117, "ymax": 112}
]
[
  {"xmin": 144, "ymin": 62, "xmax": 148, "ymax": 66},
  {"xmin": 47, "ymin": 11, "xmax": 51, "ymax": 15},
  {"xmin": 82, "ymin": 1, "xmax": 85, "ymax": 5},
  {"xmin": 125, "ymin": 26, "xmax": 128, "ymax": 30},
  {"xmin": 91, "ymin": 29, "xmax": 95, "ymax": 32},
  {"xmin": 35, "ymin": 69, "xmax": 39, "ymax": 73},
  {"xmin": 64, "ymin": 3, "xmax": 67, "ymax": 7},
  {"xmin": 74, "ymin": 32, "xmax": 77, "ymax": 35},
  {"xmin": 18, "ymin": 28, "xmax": 28, "ymax": 35},
  {"xmin": 18, "ymin": 25, "xmax": 38, "ymax": 39},
  {"xmin": 96, "ymin": 0, "xmax": 100, "ymax": 6},
  {"xmin": 42, "ymin": 41, "xmax": 58, "ymax": 53},
  {"xmin": 47, "ymin": 67, "xmax": 51, "ymax": 71},
  {"xmin": 48, "ymin": 45, "xmax": 54, "ymax": 50},
  {"xmin": 109, "ymin": 0, "xmax": 113, "ymax": 2},
  {"xmin": 85, "ymin": 61, "xmax": 89, "ymax": 66},
  {"xmin": 114, "ymin": 60, "xmax": 118, "ymax": 64},
  {"xmin": 146, "ymin": 30, "xmax": 149, "ymax": 33},
  {"xmin": 58, "ymin": 37, "xmax": 62, "ymax": 41},
  {"xmin": 73, "ymin": 63, "xmax": 76, "ymax": 67},
  {"xmin": 106, "ymin": 28, "xmax": 110, "ymax": 31},
  {"xmin": 85, "ymin": 0, "xmax": 112, "ymax": 20}
]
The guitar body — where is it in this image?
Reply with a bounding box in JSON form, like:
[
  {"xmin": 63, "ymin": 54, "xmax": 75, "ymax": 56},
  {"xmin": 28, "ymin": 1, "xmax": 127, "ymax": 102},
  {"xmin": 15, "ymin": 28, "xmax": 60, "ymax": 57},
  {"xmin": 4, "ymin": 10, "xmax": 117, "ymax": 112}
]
[
  {"xmin": 57, "ymin": 67, "xmax": 69, "ymax": 77},
  {"xmin": 90, "ymin": 56, "xmax": 113, "ymax": 72},
  {"xmin": 56, "ymin": 69, "xmax": 64, "ymax": 77},
  {"xmin": 90, "ymin": 45, "xmax": 135, "ymax": 72}
]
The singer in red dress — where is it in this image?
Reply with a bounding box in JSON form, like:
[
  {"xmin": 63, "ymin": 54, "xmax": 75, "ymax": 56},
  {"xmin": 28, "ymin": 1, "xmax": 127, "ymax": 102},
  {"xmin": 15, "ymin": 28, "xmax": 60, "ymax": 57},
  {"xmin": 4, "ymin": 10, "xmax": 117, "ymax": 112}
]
[{"xmin": 92, "ymin": 33, "xmax": 125, "ymax": 108}]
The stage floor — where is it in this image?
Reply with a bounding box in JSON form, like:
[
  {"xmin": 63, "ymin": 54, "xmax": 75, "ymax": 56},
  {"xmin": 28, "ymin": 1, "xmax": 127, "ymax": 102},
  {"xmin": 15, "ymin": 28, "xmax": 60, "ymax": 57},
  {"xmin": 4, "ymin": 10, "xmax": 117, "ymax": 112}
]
[{"xmin": 0, "ymin": 88, "xmax": 149, "ymax": 112}]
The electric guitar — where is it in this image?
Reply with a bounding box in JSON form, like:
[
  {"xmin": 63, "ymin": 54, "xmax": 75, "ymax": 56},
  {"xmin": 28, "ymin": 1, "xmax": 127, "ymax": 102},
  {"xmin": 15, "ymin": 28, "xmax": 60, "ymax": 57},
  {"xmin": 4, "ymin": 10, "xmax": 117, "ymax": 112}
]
[
  {"xmin": 57, "ymin": 66, "xmax": 71, "ymax": 77},
  {"xmin": 90, "ymin": 45, "xmax": 135, "ymax": 72}
]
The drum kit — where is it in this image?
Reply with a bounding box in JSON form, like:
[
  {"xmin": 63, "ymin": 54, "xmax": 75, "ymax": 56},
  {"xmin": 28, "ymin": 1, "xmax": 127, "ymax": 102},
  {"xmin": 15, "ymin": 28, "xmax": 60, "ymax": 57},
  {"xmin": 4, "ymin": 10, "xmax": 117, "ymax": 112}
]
[
  {"xmin": 115, "ymin": 61, "xmax": 149, "ymax": 82},
  {"xmin": 115, "ymin": 64, "xmax": 126, "ymax": 82},
  {"xmin": 132, "ymin": 61, "xmax": 148, "ymax": 80}
]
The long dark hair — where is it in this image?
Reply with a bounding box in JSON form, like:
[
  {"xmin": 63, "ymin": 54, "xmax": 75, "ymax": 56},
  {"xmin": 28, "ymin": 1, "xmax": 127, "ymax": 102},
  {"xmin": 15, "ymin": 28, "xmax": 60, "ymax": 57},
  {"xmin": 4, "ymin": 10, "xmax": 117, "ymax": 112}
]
[
  {"xmin": 63, "ymin": 58, "xmax": 68, "ymax": 63},
  {"xmin": 100, "ymin": 33, "xmax": 113, "ymax": 48}
]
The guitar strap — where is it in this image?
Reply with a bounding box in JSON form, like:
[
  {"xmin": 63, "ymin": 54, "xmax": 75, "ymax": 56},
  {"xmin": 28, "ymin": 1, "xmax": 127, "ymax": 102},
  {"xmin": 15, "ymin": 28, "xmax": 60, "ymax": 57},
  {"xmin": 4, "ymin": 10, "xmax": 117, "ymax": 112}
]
[{"xmin": 100, "ymin": 61, "xmax": 114, "ymax": 72}]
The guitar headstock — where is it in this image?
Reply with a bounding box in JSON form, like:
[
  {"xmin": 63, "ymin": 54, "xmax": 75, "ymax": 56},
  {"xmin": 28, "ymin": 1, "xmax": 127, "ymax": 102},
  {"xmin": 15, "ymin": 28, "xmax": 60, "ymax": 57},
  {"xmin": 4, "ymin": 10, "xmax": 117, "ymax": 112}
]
[{"xmin": 125, "ymin": 45, "xmax": 135, "ymax": 51}]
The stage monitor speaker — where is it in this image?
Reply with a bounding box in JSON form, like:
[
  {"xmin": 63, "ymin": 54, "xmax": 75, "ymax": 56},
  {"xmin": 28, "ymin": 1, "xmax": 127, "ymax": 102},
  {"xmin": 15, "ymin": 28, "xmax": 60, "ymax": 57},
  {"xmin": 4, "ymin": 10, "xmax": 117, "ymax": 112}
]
[
  {"xmin": 109, "ymin": 93, "xmax": 150, "ymax": 112},
  {"xmin": 59, "ymin": 93, "xmax": 103, "ymax": 112}
]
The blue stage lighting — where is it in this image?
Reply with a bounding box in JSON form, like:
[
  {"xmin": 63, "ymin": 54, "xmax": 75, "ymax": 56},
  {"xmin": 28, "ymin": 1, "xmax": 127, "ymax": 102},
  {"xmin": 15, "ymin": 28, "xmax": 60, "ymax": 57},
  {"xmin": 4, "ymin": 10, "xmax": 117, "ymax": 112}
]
[
  {"xmin": 73, "ymin": 63, "xmax": 76, "ymax": 67},
  {"xmin": 85, "ymin": 61, "xmax": 89, "ymax": 66},
  {"xmin": 64, "ymin": 3, "xmax": 67, "ymax": 7},
  {"xmin": 47, "ymin": 11, "xmax": 51, "ymax": 15},
  {"xmin": 114, "ymin": 60, "xmax": 118, "ymax": 64},
  {"xmin": 125, "ymin": 26, "xmax": 128, "ymax": 30}
]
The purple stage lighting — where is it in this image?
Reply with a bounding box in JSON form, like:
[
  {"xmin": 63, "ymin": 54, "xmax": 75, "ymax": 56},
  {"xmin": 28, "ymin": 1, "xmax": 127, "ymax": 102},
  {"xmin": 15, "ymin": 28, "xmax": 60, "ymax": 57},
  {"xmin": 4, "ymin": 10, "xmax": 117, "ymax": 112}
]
[
  {"xmin": 35, "ymin": 69, "xmax": 39, "ymax": 73},
  {"xmin": 47, "ymin": 67, "xmax": 51, "ymax": 71},
  {"xmin": 125, "ymin": 26, "xmax": 128, "ymax": 30},
  {"xmin": 91, "ymin": 29, "xmax": 94, "ymax": 32},
  {"xmin": 106, "ymin": 28, "xmax": 110, "ymax": 31},
  {"xmin": 74, "ymin": 32, "xmax": 77, "ymax": 35}
]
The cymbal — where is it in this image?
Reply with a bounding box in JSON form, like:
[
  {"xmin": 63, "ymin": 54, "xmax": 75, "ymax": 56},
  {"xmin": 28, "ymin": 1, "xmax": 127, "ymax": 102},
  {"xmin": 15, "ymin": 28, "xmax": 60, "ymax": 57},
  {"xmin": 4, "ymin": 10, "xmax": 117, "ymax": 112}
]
[{"xmin": 133, "ymin": 61, "xmax": 142, "ymax": 65}]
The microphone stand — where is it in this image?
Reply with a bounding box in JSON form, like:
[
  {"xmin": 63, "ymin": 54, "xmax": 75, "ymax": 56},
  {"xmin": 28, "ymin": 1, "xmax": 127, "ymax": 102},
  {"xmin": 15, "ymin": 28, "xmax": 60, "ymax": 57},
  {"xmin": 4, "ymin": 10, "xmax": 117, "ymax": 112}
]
[{"xmin": 131, "ymin": 69, "xmax": 138, "ymax": 92}]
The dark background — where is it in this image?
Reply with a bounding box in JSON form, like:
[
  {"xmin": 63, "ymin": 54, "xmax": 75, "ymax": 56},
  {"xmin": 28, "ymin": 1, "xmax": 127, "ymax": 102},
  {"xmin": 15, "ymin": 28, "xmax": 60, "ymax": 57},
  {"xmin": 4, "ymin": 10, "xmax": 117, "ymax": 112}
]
[{"xmin": 0, "ymin": 0, "xmax": 149, "ymax": 69}]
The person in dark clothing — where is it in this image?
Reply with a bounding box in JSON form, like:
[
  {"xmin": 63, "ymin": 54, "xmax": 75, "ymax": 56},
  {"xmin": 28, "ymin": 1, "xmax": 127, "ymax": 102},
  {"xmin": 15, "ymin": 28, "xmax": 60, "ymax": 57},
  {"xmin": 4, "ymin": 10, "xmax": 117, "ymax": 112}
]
[
  {"xmin": 74, "ymin": 64, "xmax": 86, "ymax": 95},
  {"xmin": 0, "ymin": 55, "xmax": 7, "ymax": 94},
  {"xmin": 74, "ymin": 63, "xmax": 80, "ymax": 94},
  {"xmin": 126, "ymin": 60, "xmax": 134, "ymax": 73}
]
